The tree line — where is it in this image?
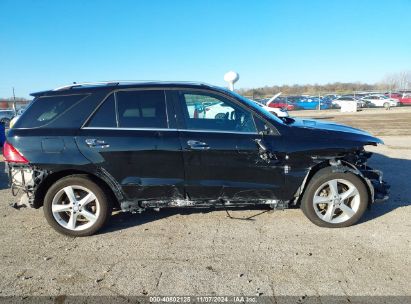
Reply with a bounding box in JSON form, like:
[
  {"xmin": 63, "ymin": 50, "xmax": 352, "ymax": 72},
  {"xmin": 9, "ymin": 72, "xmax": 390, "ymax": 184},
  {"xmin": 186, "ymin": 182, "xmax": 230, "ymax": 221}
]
[
  {"xmin": 237, "ymin": 71, "xmax": 411, "ymax": 98},
  {"xmin": 237, "ymin": 82, "xmax": 378, "ymax": 98}
]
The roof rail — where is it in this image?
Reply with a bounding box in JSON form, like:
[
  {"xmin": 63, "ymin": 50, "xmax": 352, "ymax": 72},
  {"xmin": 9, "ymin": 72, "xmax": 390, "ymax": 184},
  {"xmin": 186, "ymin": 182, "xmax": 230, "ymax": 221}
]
[
  {"xmin": 52, "ymin": 81, "xmax": 133, "ymax": 91},
  {"xmin": 52, "ymin": 80, "xmax": 214, "ymax": 91}
]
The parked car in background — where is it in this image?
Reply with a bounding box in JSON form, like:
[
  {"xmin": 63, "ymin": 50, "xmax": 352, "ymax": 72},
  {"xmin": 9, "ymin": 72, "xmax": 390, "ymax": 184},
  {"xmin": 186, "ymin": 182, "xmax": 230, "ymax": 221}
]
[
  {"xmin": 266, "ymin": 96, "xmax": 296, "ymax": 111},
  {"xmin": 3, "ymin": 81, "xmax": 389, "ymax": 236},
  {"xmin": 253, "ymin": 100, "xmax": 289, "ymax": 118},
  {"xmin": 361, "ymin": 95, "xmax": 399, "ymax": 108},
  {"xmin": 294, "ymin": 96, "xmax": 331, "ymax": 110},
  {"xmin": 323, "ymin": 94, "xmax": 340, "ymax": 101},
  {"xmin": 189, "ymin": 95, "xmax": 289, "ymax": 119},
  {"xmin": 384, "ymin": 92, "xmax": 402, "ymax": 100},
  {"xmin": 385, "ymin": 93, "xmax": 411, "ymax": 106},
  {"xmin": 0, "ymin": 109, "xmax": 16, "ymax": 127},
  {"xmin": 398, "ymin": 93, "xmax": 411, "ymax": 105},
  {"xmin": 332, "ymin": 96, "xmax": 365, "ymax": 109}
]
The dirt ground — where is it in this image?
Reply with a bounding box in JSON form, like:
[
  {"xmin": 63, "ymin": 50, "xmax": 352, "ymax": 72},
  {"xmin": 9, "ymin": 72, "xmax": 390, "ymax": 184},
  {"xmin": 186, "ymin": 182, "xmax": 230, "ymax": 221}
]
[
  {"xmin": 0, "ymin": 107, "xmax": 410, "ymax": 299},
  {"xmin": 290, "ymin": 106, "xmax": 411, "ymax": 136}
]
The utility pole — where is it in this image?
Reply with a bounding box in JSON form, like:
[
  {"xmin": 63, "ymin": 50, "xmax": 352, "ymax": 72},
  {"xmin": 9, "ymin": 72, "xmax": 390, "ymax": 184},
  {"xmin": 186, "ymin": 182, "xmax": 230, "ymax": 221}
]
[
  {"xmin": 318, "ymin": 92, "xmax": 321, "ymax": 110},
  {"xmin": 12, "ymin": 87, "xmax": 17, "ymax": 115}
]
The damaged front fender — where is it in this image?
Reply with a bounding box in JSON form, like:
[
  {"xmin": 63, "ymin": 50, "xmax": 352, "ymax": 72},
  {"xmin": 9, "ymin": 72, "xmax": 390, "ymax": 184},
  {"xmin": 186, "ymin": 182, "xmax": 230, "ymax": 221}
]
[{"xmin": 292, "ymin": 157, "xmax": 389, "ymax": 206}]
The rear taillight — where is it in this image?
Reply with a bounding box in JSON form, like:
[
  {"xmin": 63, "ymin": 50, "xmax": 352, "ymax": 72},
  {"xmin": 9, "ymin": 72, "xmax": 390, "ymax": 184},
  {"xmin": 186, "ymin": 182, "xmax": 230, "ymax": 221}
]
[{"xmin": 2, "ymin": 142, "xmax": 29, "ymax": 163}]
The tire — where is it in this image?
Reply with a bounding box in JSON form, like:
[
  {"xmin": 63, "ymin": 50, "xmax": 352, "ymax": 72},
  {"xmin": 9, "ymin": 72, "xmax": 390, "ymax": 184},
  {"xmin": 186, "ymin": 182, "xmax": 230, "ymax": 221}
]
[
  {"xmin": 301, "ymin": 167, "xmax": 369, "ymax": 228},
  {"xmin": 43, "ymin": 175, "xmax": 112, "ymax": 237},
  {"xmin": 383, "ymin": 102, "xmax": 390, "ymax": 109}
]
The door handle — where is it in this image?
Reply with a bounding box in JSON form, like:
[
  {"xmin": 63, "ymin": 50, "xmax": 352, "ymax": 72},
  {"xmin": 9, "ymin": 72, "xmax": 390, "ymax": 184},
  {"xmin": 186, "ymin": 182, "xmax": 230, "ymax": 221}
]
[
  {"xmin": 187, "ymin": 140, "xmax": 210, "ymax": 150},
  {"xmin": 85, "ymin": 138, "xmax": 110, "ymax": 148}
]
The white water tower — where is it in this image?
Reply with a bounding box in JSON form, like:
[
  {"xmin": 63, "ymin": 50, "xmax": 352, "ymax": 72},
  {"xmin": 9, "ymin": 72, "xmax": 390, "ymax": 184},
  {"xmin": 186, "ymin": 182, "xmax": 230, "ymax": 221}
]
[{"xmin": 224, "ymin": 71, "xmax": 239, "ymax": 91}]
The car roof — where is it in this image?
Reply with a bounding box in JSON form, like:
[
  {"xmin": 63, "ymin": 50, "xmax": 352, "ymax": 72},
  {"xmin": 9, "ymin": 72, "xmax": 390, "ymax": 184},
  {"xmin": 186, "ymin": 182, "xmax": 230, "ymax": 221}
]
[{"xmin": 31, "ymin": 81, "xmax": 224, "ymax": 97}]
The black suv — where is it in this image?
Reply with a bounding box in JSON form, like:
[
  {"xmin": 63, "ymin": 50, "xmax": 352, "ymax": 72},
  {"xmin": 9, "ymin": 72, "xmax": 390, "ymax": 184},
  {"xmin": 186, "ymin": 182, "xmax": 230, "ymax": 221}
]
[{"xmin": 4, "ymin": 82, "xmax": 389, "ymax": 236}]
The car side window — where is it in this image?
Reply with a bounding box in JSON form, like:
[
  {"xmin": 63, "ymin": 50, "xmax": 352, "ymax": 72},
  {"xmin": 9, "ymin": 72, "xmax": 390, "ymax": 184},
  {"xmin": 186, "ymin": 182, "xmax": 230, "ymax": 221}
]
[
  {"xmin": 116, "ymin": 90, "xmax": 168, "ymax": 128},
  {"xmin": 87, "ymin": 94, "xmax": 117, "ymax": 128},
  {"xmin": 180, "ymin": 91, "xmax": 256, "ymax": 133}
]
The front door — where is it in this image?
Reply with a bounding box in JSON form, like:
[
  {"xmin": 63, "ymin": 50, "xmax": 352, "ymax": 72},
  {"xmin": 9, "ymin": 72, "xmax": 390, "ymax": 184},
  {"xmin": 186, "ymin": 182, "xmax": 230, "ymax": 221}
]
[
  {"xmin": 171, "ymin": 89, "xmax": 285, "ymax": 201},
  {"xmin": 76, "ymin": 89, "xmax": 185, "ymax": 201}
]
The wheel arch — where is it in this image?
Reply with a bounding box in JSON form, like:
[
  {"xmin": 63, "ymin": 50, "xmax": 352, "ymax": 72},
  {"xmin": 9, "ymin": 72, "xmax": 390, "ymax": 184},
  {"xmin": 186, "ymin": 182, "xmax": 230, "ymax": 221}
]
[
  {"xmin": 33, "ymin": 169, "xmax": 121, "ymax": 210},
  {"xmin": 292, "ymin": 159, "xmax": 372, "ymax": 207}
]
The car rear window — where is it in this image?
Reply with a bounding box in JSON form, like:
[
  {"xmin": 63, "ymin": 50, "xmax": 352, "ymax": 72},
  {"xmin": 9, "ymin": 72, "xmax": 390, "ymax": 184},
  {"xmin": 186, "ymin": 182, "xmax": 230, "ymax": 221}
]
[{"xmin": 14, "ymin": 94, "xmax": 87, "ymax": 128}]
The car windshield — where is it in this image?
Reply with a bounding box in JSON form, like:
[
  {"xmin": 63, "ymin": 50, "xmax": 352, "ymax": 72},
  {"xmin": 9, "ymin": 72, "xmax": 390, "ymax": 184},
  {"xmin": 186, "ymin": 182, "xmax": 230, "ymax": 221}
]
[{"xmin": 223, "ymin": 89, "xmax": 285, "ymax": 125}]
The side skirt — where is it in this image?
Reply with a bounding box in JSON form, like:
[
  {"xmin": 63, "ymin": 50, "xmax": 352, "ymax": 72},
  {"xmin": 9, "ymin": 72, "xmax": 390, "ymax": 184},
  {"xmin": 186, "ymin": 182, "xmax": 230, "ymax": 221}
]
[{"xmin": 120, "ymin": 199, "xmax": 289, "ymax": 213}]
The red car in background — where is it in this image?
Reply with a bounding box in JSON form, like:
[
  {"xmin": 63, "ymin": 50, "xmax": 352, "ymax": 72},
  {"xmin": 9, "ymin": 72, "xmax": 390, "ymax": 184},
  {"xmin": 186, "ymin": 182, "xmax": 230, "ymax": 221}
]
[
  {"xmin": 399, "ymin": 94, "xmax": 411, "ymax": 105},
  {"xmin": 267, "ymin": 97, "xmax": 296, "ymax": 111},
  {"xmin": 385, "ymin": 92, "xmax": 411, "ymax": 105}
]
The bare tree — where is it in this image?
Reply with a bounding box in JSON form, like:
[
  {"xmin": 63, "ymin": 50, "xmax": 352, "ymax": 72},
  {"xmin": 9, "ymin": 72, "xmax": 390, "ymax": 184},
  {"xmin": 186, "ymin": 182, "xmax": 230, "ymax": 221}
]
[{"xmin": 380, "ymin": 71, "xmax": 411, "ymax": 91}]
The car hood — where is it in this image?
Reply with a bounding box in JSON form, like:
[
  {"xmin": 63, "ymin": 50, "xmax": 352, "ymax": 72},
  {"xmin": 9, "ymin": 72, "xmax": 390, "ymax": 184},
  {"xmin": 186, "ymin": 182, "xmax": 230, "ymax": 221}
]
[{"xmin": 288, "ymin": 118, "xmax": 383, "ymax": 145}]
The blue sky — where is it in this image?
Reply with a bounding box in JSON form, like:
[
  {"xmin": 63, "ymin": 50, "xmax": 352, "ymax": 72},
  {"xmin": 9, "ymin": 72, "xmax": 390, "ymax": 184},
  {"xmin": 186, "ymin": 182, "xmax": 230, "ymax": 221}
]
[{"xmin": 0, "ymin": 0, "xmax": 410, "ymax": 98}]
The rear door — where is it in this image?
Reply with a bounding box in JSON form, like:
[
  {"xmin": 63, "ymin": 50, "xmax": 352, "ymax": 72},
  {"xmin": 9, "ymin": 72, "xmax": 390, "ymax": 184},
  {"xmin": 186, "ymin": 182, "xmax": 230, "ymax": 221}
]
[
  {"xmin": 170, "ymin": 89, "xmax": 285, "ymax": 201},
  {"xmin": 76, "ymin": 89, "xmax": 185, "ymax": 200}
]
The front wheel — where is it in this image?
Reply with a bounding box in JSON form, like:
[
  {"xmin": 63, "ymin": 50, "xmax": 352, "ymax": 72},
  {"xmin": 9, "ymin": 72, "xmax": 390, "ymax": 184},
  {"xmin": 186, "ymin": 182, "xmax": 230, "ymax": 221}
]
[
  {"xmin": 44, "ymin": 175, "xmax": 112, "ymax": 236},
  {"xmin": 301, "ymin": 167, "xmax": 369, "ymax": 228}
]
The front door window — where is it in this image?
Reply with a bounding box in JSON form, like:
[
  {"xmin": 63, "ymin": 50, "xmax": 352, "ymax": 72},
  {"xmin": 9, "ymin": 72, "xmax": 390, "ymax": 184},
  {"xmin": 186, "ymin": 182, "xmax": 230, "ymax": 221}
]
[{"xmin": 180, "ymin": 92, "xmax": 257, "ymax": 133}]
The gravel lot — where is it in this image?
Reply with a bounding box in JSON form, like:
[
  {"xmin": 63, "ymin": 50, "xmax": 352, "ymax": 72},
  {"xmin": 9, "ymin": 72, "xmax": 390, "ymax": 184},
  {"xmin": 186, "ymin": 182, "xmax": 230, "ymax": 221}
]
[{"xmin": 0, "ymin": 107, "xmax": 410, "ymax": 299}]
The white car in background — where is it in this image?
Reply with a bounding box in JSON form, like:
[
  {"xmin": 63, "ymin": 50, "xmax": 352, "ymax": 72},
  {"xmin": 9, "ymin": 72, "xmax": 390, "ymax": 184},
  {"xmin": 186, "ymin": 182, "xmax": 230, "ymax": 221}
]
[
  {"xmin": 361, "ymin": 95, "xmax": 398, "ymax": 108},
  {"xmin": 332, "ymin": 96, "xmax": 365, "ymax": 109}
]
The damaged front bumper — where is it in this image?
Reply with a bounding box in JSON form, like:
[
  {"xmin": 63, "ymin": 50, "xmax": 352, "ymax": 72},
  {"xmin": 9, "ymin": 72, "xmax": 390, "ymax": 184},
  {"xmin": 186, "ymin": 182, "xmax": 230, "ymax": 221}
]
[
  {"xmin": 331, "ymin": 160, "xmax": 390, "ymax": 204},
  {"xmin": 360, "ymin": 168, "xmax": 390, "ymax": 203}
]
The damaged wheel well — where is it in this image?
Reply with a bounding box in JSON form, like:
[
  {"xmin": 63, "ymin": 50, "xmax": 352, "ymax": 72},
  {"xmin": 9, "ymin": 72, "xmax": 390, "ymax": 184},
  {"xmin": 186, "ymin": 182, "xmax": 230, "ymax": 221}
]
[
  {"xmin": 33, "ymin": 170, "xmax": 120, "ymax": 210},
  {"xmin": 293, "ymin": 160, "xmax": 372, "ymax": 207}
]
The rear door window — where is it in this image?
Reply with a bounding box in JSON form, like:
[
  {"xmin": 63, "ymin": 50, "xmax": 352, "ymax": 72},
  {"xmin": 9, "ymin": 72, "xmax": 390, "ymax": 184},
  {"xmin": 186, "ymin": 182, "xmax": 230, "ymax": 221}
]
[
  {"xmin": 14, "ymin": 94, "xmax": 87, "ymax": 128},
  {"xmin": 116, "ymin": 90, "xmax": 168, "ymax": 128}
]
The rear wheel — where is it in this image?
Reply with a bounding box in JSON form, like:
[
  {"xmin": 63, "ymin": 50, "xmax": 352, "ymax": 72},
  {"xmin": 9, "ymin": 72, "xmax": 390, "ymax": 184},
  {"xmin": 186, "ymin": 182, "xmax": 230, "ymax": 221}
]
[
  {"xmin": 301, "ymin": 167, "xmax": 369, "ymax": 228},
  {"xmin": 383, "ymin": 102, "xmax": 390, "ymax": 109},
  {"xmin": 44, "ymin": 175, "xmax": 112, "ymax": 236}
]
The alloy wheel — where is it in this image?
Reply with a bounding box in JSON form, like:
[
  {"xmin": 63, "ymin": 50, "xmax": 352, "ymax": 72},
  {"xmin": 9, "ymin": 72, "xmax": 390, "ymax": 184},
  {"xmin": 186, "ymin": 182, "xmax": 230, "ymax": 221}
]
[
  {"xmin": 312, "ymin": 179, "xmax": 361, "ymax": 224},
  {"xmin": 51, "ymin": 185, "xmax": 100, "ymax": 231}
]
